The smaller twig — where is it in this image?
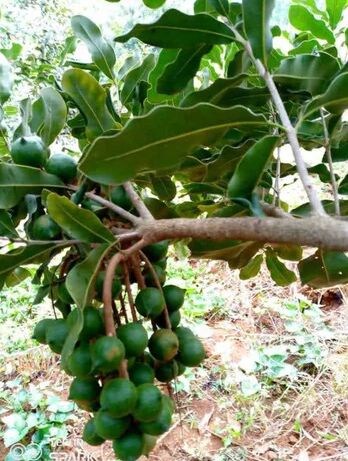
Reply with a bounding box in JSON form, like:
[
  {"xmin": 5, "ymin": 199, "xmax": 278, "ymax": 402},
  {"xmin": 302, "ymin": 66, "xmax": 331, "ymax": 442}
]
[
  {"xmin": 123, "ymin": 182, "xmax": 154, "ymax": 220},
  {"xmin": 261, "ymin": 202, "xmax": 293, "ymax": 219},
  {"xmin": 112, "ymin": 299, "xmax": 121, "ymax": 327},
  {"xmin": 69, "ymin": 186, "xmax": 141, "ymax": 224},
  {"xmin": 0, "ymin": 237, "xmax": 82, "ymax": 246},
  {"xmin": 320, "ymin": 108, "xmax": 340, "ymax": 216},
  {"xmin": 130, "ymin": 254, "xmax": 146, "ymax": 290},
  {"xmin": 139, "ymin": 250, "xmax": 171, "ymax": 330},
  {"xmin": 118, "ymin": 292, "xmax": 129, "ymax": 323},
  {"xmin": 122, "ymin": 261, "xmax": 138, "ymax": 322},
  {"xmin": 116, "ymin": 232, "xmax": 141, "ymax": 243}
]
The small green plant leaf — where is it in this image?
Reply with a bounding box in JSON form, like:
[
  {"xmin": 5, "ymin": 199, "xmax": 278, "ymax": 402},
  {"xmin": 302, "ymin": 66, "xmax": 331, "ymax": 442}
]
[
  {"xmin": 40, "ymin": 87, "xmax": 67, "ymax": 146},
  {"xmin": 71, "ymin": 15, "xmax": 116, "ymax": 79},
  {"xmin": 79, "ymin": 104, "xmax": 266, "ymax": 184},
  {"xmin": 115, "ymin": 9, "xmax": 235, "ymax": 48},
  {"xmin": 46, "ymin": 193, "xmax": 115, "ymax": 243},
  {"xmin": 0, "ymin": 164, "xmax": 64, "ymax": 210},
  {"xmin": 61, "ymin": 69, "xmax": 117, "ymax": 141},
  {"xmin": 228, "ymin": 135, "xmax": 280, "ymax": 200},
  {"xmin": 242, "ymin": 0, "xmax": 275, "ymax": 64}
]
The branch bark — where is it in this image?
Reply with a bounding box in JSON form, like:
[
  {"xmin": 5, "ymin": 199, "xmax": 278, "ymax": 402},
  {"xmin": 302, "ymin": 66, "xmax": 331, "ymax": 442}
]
[
  {"xmin": 137, "ymin": 216, "xmax": 348, "ymax": 251},
  {"xmin": 123, "ymin": 182, "xmax": 154, "ymax": 220}
]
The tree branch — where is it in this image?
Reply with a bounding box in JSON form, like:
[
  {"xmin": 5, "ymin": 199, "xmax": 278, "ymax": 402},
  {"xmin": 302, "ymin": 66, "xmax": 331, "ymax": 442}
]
[
  {"xmin": 229, "ymin": 25, "xmax": 325, "ymax": 216},
  {"xmin": 320, "ymin": 108, "xmax": 340, "ymax": 216},
  {"xmin": 137, "ymin": 216, "xmax": 348, "ymax": 251},
  {"xmin": 123, "ymin": 182, "xmax": 154, "ymax": 220}
]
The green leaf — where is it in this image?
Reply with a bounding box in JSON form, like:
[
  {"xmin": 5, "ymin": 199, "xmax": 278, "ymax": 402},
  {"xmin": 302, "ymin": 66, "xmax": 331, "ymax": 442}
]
[
  {"xmin": 289, "ymin": 39, "xmax": 321, "ymax": 56},
  {"xmin": 181, "ymin": 77, "xmax": 269, "ymax": 108},
  {"xmin": 46, "ymin": 193, "xmax": 115, "ymax": 243},
  {"xmin": 115, "ymin": 9, "xmax": 235, "ymax": 48},
  {"xmin": 189, "ymin": 239, "xmax": 262, "ymax": 268},
  {"xmin": 274, "ymin": 53, "xmax": 339, "ymax": 95},
  {"xmin": 5, "ymin": 267, "xmax": 31, "ymax": 287},
  {"xmin": 272, "ymin": 244, "xmax": 303, "ymax": 261},
  {"xmin": 240, "ymin": 254, "xmax": 263, "ymax": 280},
  {"xmin": 121, "ymin": 54, "xmax": 155, "ymax": 105},
  {"xmin": 209, "ymin": 0, "xmax": 230, "ymax": 17},
  {"xmin": 0, "ymin": 164, "xmax": 64, "ymax": 210},
  {"xmin": 0, "ymin": 211, "xmax": 19, "ymax": 238},
  {"xmin": 0, "ymin": 244, "xmax": 60, "ymax": 289},
  {"xmin": 71, "ymin": 15, "xmax": 116, "ymax": 79},
  {"xmin": 61, "ymin": 69, "xmax": 117, "ymax": 141},
  {"xmin": 150, "ymin": 175, "xmax": 176, "ymax": 201},
  {"xmin": 61, "ymin": 308, "xmax": 84, "ymax": 372},
  {"xmin": 289, "ymin": 5, "xmax": 335, "ymax": 43},
  {"xmin": 147, "ymin": 49, "xmax": 181, "ymax": 104},
  {"xmin": 66, "ymin": 244, "xmax": 112, "ymax": 308},
  {"xmin": 338, "ymin": 173, "xmax": 348, "ymax": 194},
  {"xmin": 299, "ymin": 250, "xmax": 348, "ymax": 288},
  {"xmin": 228, "ymin": 135, "xmax": 280, "ymax": 199},
  {"xmin": 242, "ymin": 0, "xmax": 275, "ymax": 64},
  {"xmin": 143, "ymin": 0, "xmax": 166, "ymax": 7},
  {"xmin": 266, "ymin": 249, "xmax": 297, "ymax": 286},
  {"xmin": 80, "ymin": 104, "xmax": 266, "ymax": 185},
  {"xmin": 40, "ymin": 87, "xmax": 67, "ymax": 146},
  {"xmin": 0, "ymin": 53, "xmax": 13, "ymax": 103},
  {"xmin": 326, "ymin": 0, "xmax": 347, "ymax": 29},
  {"xmin": 157, "ymin": 44, "xmax": 212, "ymax": 95},
  {"xmin": 303, "ymin": 73, "xmax": 348, "ymax": 119}
]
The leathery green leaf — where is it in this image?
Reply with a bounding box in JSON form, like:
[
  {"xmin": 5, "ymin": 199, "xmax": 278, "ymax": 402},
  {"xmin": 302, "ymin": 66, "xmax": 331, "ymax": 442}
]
[
  {"xmin": 289, "ymin": 5, "xmax": 335, "ymax": 43},
  {"xmin": 299, "ymin": 250, "xmax": 348, "ymax": 288},
  {"xmin": 0, "ymin": 164, "xmax": 64, "ymax": 210},
  {"xmin": 240, "ymin": 254, "xmax": 263, "ymax": 280},
  {"xmin": 115, "ymin": 9, "xmax": 235, "ymax": 48},
  {"xmin": 0, "ymin": 211, "xmax": 19, "ymax": 238},
  {"xmin": 157, "ymin": 44, "xmax": 212, "ymax": 95},
  {"xmin": 228, "ymin": 135, "xmax": 280, "ymax": 199},
  {"xmin": 62, "ymin": 69, "xmax": 117, "ymax": 141},
  {"xmin": 47, "ymin": 193, "xmax": 115, "ymax": 243},
  {"xmin": 79, "ymin": 104, "xmax": 267, "ymax": 185},
  {"xmin": 242, "ymin": 0, "xmax": 275, "ymax": 65},
  {"xmin": 40, "ymin": 87, "xmax": 67, "ymax": 146},
  {"xmin": 66, "ymin": 243, "xmax": 113, "ymax": 308},
  {"xmin": 303, "ymin": 73, "xmax": 348, "ymax": 119},
  {"xmin": 266, "ymin": 249, "xmax": 297, "ymax": 286},
  {"xmin": 71, "ymin": 15, "xmax": 116, "ymax": 79}
]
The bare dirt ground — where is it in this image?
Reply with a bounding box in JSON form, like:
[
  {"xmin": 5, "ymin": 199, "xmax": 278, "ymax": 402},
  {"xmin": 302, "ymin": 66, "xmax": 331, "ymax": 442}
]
[{"xmin": 1, "ymin": 260, "xmax": 348, "ymax": 461}]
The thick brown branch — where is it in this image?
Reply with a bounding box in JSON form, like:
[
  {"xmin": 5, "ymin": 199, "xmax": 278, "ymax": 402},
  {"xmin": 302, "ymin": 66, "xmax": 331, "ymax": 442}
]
[
  {"xmin": 137, "ymin": 216, "xmax": 348, "ymax": 251},
  {"xmin": 123, "ymin": 182, "xmax": 154, "ymax": 220}
]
